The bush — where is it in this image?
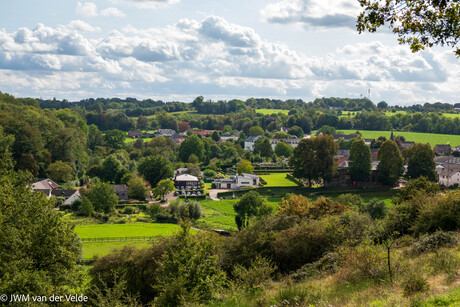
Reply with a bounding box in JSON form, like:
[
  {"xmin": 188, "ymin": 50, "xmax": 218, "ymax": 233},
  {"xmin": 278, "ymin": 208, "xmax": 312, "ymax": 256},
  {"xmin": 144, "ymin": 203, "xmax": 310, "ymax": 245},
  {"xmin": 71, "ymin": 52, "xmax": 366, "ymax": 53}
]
[
  {"xmin": 232, "ymin": 256, "xmax": 276, "ymax": 290},
  {"xmin": 411, "ymin": 231, "xmax": 458, "ymax": 255},
  {"xmin": 336, "ymin": 243, "xmax": 387, "ymax": 283},
  {"xmin": 122, "ymin": 206, "xmax": 139, "ymax": 215},
  {"xmin": 169, "ymin": 200, "xmax": 202, "ymax": 221},
  {"xmin": 429, "ymin": 249, "xmax": 460, "ymax": 282},
  {"xmin": 203, "ymin": 169, "xmax": 216, "ymax": 178},
  {"xmin": 402, "ymin": 270, "xmax": 429, "ymax": 296},
  {"xmin": 360, "ymin": 198, "xmax": 387, "ymax": 219}
]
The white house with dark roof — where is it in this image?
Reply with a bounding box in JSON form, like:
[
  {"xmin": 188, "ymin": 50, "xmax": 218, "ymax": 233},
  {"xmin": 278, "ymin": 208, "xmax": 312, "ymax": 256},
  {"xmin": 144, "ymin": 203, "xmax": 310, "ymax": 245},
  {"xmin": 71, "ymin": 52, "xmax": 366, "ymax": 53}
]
[
  {"xmin": 213, "ymin": 173, "xmax": 259, "ymax": 190},
  {"xmin": 174, "ymin": 174, "xmax": 201, "ymax": 190}
]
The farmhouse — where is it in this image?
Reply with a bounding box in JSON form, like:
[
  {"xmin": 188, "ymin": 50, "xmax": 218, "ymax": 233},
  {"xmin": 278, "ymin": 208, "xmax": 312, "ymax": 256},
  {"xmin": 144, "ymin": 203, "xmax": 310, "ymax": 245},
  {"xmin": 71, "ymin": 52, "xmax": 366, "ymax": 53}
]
[
  {"xmin": 32, "ymin": 178, "xmax": 60, "ymax": 198},
  {"xmin": 244, "ymin": 136, "xmax": 302, "ymax": 151},
  {"xmin": 112, "ymin": 184, "xmax": 128, "ymax": 201},
  {"xmin": 213, "ymin": 173, "xmax": 259, "ymax": 190},
  {"xmin": 155, "ymin": 129, "xmax": 176, "ymax": 138},
  {"xmin": 434, "ymin": 144, "xmax": 451, "ymax": 156},
  {"xmin": 244, "ymin": 136, "xmax": 262, "ymax": 151},
  {"xmin": 52, "ymin": 189, "xmax": 81, "ymax": 205},
  {"xmin": 438, "ymin": 164, "xmax": 460, "ymax": 186},
  {"xmin": 127, "ymin": 130, "xmax": 143, "ymax": 139}
]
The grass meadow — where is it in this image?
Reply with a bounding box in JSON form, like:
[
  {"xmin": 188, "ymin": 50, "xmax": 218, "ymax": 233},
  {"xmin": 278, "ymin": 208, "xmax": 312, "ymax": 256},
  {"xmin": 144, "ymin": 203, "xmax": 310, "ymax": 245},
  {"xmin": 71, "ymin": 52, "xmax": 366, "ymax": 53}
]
[
  {"xmin": 75, "ymin": 223, "xmax": 182, "ymax": 238},
  {"xmin": 255, "ymin": 108, "xmax": 290, "ymax": 115},
  {"xmin": 259, "ymin": 173, "xmax": 299, "ymax": 187}
]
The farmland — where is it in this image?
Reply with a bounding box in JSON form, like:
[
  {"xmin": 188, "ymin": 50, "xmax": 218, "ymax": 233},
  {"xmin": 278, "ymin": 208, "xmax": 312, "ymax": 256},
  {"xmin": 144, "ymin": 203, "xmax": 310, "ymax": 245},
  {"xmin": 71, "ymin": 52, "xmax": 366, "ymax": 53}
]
[
  {"xmin": 259, "ymin": 172, "xmax": 299, "ymax": 187},
  {"xmin": 255, "ymin": 108, "xmax": 290, "ymax": 115},
  {"xmin": 82, "ymin": 241, "xmax": 151, "ymax": 259},
  {"xmin": 336, "ymin": 130, "xmax": 460, "ymax": 146},
  {"xmin": 75, "ymin": 223, "xmax": 182, "ymax": 238}
]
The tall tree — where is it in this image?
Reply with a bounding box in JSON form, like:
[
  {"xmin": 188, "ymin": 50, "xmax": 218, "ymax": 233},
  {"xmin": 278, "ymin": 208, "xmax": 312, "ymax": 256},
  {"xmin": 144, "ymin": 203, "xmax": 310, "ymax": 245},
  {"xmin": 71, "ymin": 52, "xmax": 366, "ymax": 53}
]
[
  {"xmin": 179, "ymin": 135, "xmax": 205, "ymax": 162},
  {"xmin": 254, "ymin": 137, "xmax": 274, "ymax": 158},
  {"xmin": 103, "ymin": 129, "xmax": 125, "ymax": 149},
  {"xmin": 233, "ymin": 191, "xmax": 272, "ymax": 229},
  {"xmin": 357, "ymin": 0, "xmax": 460, "ymax": 57},
  {"xmin": 87, "ymin": 182, "xmax": 119, "ymax": 213},
  {"xmin": 314, "ymin": 134, "xmax": 338, "ymax": 182},
  {"xmin": 236, "ymin": 159, "xmax": 254, "ymax": 174},
  {"xmin": 274, "ymin": 141, "xmax": 293, "ymax": 158},
  {"xmin": 127, "ymin": 175, "xmax": 148, "ymax": 201},
  {"xmin": 349, "ymin": 139, "xmax": 372, "ymax": 182},
  {"xmin": 138, "ymin": 155, "xmax": 174, "ymax": 187},
  {"xmin": 403, "ymin": 143, "xmax": 436, "ymax": 181},
  {"xmin": 137, "ymin": 115, "xmax": 149, "ymax": 130},
  {"xmin": 290, "ymin": 138, "xmax": 317, "ymax": 186},
  {"xmin": 153, "ymin": 179, "xmax": 175, "ymax": 201},
  {"xmin": 377, "ymin": 140, "xmax": 404, "ymax": 186},
  {"xmin": 46, "ymin": 160, "xmax": 74, "ymax": 183}
]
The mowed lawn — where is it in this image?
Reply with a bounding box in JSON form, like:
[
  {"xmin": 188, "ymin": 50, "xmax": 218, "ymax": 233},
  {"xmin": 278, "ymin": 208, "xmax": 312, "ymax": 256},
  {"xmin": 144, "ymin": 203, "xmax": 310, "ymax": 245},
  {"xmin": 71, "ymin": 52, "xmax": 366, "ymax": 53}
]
[
  {"xmin": 75, "ymin": 223, "xmax": 182, "ymax": 239},
  {"xmin": 255, "ymin": 108, "xmax": 290, "ymax": 115},
  {"xmin": 260, "ymin": 173, "xmax": 299, "ymax": 187},
  {"xmin": 83, "ymin": 241, "xmax": 151, "ymax": 260},
  {"xmin": 335, "ymin": 130, "xmax": 460, "ymax": 147}
]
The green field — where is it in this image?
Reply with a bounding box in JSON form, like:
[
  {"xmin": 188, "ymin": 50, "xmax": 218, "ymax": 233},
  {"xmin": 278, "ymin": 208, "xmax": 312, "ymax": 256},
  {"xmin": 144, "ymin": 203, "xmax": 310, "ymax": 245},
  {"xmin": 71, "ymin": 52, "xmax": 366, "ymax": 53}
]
[
  {"xmin": 197, "ymin": 199, "xmax": 238, "ymax": 231},
  {"xmin": 255, "ymin": 108, "xmax": 290, "ymax": 115},
  {"xmin": 259, "ymin": 173, "xmax": 299, "ymax": 187},
  {"xmin": 75, "ymin": 223, "xmax": 182, "ymax": 239},
  {"xmin": 336, "ymin": 130, "xmax": 460, "ymax": 146},
  {"xmin": 83, "ymin": 241, "xmax": 151, "ymax": 260}
]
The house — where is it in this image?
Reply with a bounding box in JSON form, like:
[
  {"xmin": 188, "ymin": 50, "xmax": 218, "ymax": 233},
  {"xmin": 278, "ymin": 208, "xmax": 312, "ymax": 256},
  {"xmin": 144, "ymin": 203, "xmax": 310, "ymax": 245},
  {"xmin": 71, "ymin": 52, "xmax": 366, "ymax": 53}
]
[
  {"xmin": 220, "ymin": 136, "xmax": 239, "ymax": 143},
  {"xmin": 127, "ymin": 130, "xmax": 143, "ymax": 139},
  {"xmin": 213, "ymin": 173, "xmax": 259, "ymax": 190},
  {"xmin": 52, "ymin": 189, "xmax": 81, "ymax": 205},
  {"xmin": 324, "ymin": 162, "xmax": 383, "ymax": 188},
  {"xmin": 112, "ymin": 185, "xmax": 129, "ymax": 201},
  {"xmin": 433, "ymin": 144, "xmax": 451, "ymax": 156},
  {"xmin": 244, "ymin": 136, "xmax": 262, "ymax": 151},
  {"xmin": 174, "ymin": 174, "xmax": 201, "ymax": 190},
  {"xmin": 191, "ymin": 130, "xmax": 214, "ymax": 137},
  {"xmin": 452, "ymin": 145, "xmax": 460, "ymax": 155},
  {"xmin": 32, "ymin": 178, "xmax": 60, "ymax": 198},
  {"xmin": 155, "ymin": 129, "xmax": 176, "ymax": 138},
  {"xmin": 270, "ymin": 138, "xmax": 301, "ymax": 149},
  {"xmin": 438, "ymin": 164, "xmax": 460, "ymax": 186}
]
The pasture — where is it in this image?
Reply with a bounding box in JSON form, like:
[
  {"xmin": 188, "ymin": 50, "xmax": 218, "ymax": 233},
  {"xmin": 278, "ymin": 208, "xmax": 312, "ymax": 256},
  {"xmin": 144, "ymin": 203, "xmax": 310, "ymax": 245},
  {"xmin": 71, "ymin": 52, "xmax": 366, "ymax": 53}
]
[
  {"xmin": 255, "ymin": 108, "xmax": 290, "ymax": 115},
  {"xmin": 83, "ymin": 241, "xmax": 151, "ymax": 260},
  {"xmin": 259, "ymin": 172, "xmax": 299, "ymax": 187},
  {"xmin": 75, "ymin": 223, "xmax": 182, "ymax": 239},
  {"xmin": 336, "ymin": 130, "xmax": 460, "ymax": 146}
]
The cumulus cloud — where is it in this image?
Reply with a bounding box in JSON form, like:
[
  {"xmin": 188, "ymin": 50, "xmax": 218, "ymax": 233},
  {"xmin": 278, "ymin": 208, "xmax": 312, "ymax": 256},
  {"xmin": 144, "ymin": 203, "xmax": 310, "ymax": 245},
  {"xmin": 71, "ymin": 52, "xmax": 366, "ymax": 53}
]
[
  {"xmin": 101, "ymin": 7, "xmax": 126, "ymax": 17},
  {"xmin": 115, "ymin": 0, "xmax": 180, "ymax": 9},
  {"xmin": 0, "ymin": 16, "xmax": 458, "ymax": 103},
  {"xmin": 261, "ymin": 0, "xmax": 361, "ymax": 29},
  {"xmin": 76, "ymin": 2, "xmax": 98, "ymax": 17}
]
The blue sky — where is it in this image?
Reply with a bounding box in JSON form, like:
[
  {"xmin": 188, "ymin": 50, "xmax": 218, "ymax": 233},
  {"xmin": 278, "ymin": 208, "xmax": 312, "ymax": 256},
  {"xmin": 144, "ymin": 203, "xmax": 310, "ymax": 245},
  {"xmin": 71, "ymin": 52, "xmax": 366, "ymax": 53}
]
[{"xmin": 0, "ymin": 0, "xmax": 459, "ymax": 105}]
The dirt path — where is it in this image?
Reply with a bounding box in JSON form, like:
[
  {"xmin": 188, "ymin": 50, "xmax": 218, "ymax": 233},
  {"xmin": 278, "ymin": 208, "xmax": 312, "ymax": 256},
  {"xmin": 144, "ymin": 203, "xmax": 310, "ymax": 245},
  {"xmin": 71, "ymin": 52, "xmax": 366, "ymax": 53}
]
[{"xmin": 208, "ymin": 189, "xmax": 232, "ymax": 201}]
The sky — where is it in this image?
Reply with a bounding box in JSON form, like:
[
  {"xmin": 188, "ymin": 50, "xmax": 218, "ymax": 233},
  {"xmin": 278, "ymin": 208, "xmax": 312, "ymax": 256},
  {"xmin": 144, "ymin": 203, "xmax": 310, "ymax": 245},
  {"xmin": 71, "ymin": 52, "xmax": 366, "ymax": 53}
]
[{"xmin": 0, "ymin": 0, "xmax": 459, "ymax": 105}]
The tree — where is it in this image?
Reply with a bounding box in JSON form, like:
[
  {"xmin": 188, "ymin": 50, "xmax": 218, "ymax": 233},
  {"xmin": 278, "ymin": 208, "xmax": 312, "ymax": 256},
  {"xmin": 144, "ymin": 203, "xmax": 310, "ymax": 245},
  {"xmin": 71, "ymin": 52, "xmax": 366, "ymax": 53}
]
[
  {"xmin": 88, "ymin": 124, "xmax": 104, "ymax": 150},
  {"xmin": 349, "ymin": 139, "xmax": 372, "ymax": 182},
  {"xmin": 79, "ymin": 197, "xmax": 94, "ymax": 217},
  {"xmin": 290, "ymin": 138, "xmax": 317, "ymax": 186},
  {"xmin": 46, "ymin": 160, "xmax": 73, "ymax": 182},
  {"xmin": 236, "ymin": 159, "xmax": 254, "ymax": 174},
  {"xmin": 278, "ymin": 194, "xmax": 310, "ymax": 219},
  {"xmin": 233, "ymin": 191, "xmax": 273, "ymax": 229},
  {"xmin": 153, "ymin": 179, "xmax": 175, "ymax": 201},
  {"xmin": 186, "ymin": 163, "xmax": 201, "ymax": 177},
  {"xmin": 0, "ymin": 164, "xmax": 81, "ymax": 295},
  {"xmin": 274, "ymin": 141, "xmax": 293, "ymax": 158},
  {"xmin": 101, "ymin": 154, "xmax": 128, "ymax": 183},
  {"xmin": 314, "ymin": 134, "xmax": 338, "ymax": 182},
  {"xmin": 138, "ymin": 155, "xmax": 174, "ymax": 187},
  {"xmin": 287, "ymin": 125, "xmax": 304, "ymax": 138},
  {"xmin": 254, "ymin": 137, "xmax": 273, "ymax": 158},
  {"xmin": 87, "ymin": 182, "xmax": 118, "ymax": 213},
  {"xmin": 248, "ymin": 126, "xmax": 264, "ymax": 137},
  {"xmin": 137, "ymin": 115, "xmax": 149, "ymax": 130},
  {"xmin": 317, "ymin": 125, "xmax": 336, "ymax": 135},
  {"xmin": 377, "ymin": 101, "xmax": 389, "ymax": 109},
  {"xmin": 377, "ymin": 140, "xmax": 404, "ymax": 186},
  {"xmin": 128, "ymin": 175, "xmax": 148, "ymax": 201},
  {"xmin": 179, "ymin": 135, "xmax": 205, "ymax": 162},
  {"xmin": 104, "ymin": 129, "xmax": 125, "ymax": 149},
  {"xmin": 403, "ymin": 143, "xmax": 436, "ymax": 181},
  {"xmin": 211, "ymin": 131, "xmax": 220, "ymax": 142},
  {"xmin": 357, "ymin": 0, "xmax": 460, "ymax": 57}
]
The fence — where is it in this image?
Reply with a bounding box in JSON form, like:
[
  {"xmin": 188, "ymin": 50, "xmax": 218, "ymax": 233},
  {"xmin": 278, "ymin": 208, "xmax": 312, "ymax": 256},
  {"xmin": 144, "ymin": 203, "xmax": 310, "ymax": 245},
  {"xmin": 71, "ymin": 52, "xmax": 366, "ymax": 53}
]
[{"xmin": 80, "ymin": 236, "xmax": 155, "ymax": 243}]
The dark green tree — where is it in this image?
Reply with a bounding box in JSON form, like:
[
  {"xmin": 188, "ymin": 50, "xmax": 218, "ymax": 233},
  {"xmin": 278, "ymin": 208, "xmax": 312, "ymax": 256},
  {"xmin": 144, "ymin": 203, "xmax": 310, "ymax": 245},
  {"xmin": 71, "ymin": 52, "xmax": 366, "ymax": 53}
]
[
  {"xmin": 179, "ymin": 135, "xmax": 205, "ymax": 162},
  {"xmin": 287, "ymin": 125, "xmax": 304, "ymax": 138},
  {"xmin": 254, "ymin": 137, "xmax": 274, "ymax": 158},
  {"xmin": 46, "ymin": 160, "xmax": 74, "ymax": 183},
  {"xmin": 349, "ymin": 139, "xmax": 372, "ymax": 182},
  {"xmin": 211, "ymin": 131, "xmax": 220, "ymax": 142},
  {"xmin": 137, "ymin": 115, "xmax": 149, "ymax": 130},
  {"xmin": 138, "ymin": 155, "xmax": 174, "ymax": 187},
  {"xmin": 88, "ymin": 124, "xmax": 104, "ymax": 150},
  {"xmin": 290, "ymin": 138, "xmax": 317, "ymax": 186},
  {"xmin": 314, "ymin": 134, "xmax": 338, "ymax": 182},
  {"xmin": 377, "ymin": 140, "xmax": 404, "ymax": 186},
  {"xmin": 87, "ymin": 182, "xmax": 119, "ymax": 213},
  {"xmin": 79, "ymin": 197, "xmax": 94, "ymax": 217},
  {"xmin": 233, "ymin": 191, "xmax": 273, "ymax": 229},
  {"xmin": 274, "ymin": 141, "xmax": 293, "ymax": 158},
  {"xmin": 127, "ymin": 175, "xmax": 148, "ymax": 201},
  {"xmin": 248, "ymin": 126, "xmax": 264, "ymax": 137},
  {"xmin": 403, "ymin": 143, "xmax": 436, "ymax": 181},
  {"xmin": 104, "ymin": 129, "xmax": 126, "ymax": 149}
]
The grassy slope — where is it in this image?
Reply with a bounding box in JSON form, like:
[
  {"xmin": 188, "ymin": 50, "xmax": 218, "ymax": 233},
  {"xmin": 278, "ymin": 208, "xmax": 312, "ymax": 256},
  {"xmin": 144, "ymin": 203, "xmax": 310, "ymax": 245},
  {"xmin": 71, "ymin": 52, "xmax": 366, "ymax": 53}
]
[
  {"xmin": 255, "ymin": 108, "xmax": 290, "ymax": 115},
  {"xmin": 259, "ymin": 173, "xmax": 299, "ymax": 187},
  {"xmin": 75, "ymin": 223, "xmax": 181, "ymax": 238},
  {"xmin": 82, "ymin": 241, "xmax": 151, "ymax": 260},
  {"xmin": 334, "ymin": 130, "xmax": 460, "ymax": 147}
]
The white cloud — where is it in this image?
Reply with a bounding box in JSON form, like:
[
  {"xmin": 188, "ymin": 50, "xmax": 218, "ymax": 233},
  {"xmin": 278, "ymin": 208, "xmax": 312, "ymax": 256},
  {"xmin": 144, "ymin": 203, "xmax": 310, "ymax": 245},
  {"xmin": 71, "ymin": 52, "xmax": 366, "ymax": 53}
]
[
  {"xmin": 101, "ymin": 7, "xmax": 125, "ymax": 17},
  {"xmin": 261, "ymin": 0, "xmax": 361, "ymax": 29},
  {"xmin": 76, "ymin": 2, "xmax": 98, "ymax": 17},
  {"xmin": 0, "ymin": 16, "xmax": 458, "ymax": 104},
  {"xmin": 111, "ymin": 0, "xmax": 180, "ymax": 9}
]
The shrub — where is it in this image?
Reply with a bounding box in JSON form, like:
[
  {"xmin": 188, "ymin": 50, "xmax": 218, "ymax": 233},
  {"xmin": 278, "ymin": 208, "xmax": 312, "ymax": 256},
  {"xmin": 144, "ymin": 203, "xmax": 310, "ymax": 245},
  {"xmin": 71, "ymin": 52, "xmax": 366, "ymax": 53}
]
[
  {"xmin": 203, "ymin": 169, "xmax": 216, "ymax": 178},
  {"xmin": 122, "ymin": 206, "xmax": 139, "ymax": 215},
  {"xmin": 336, "ymin": 243, "xmax": 387, "ymax": 283},
  {"xmin": 169, "ymin": 200, "xmax": 202, "ymax": 221},
  {"xmin": 411, "ymin": 231, "xmax": 458, "ymax": 255},
  {"xmin": 147, "ymin": 203, "xmax": 163, "ymax": 218},
  {"xmin": 232, "ymin": 256, "xmax": 276, "ymax": 290},
  {"xmin": 429, "ymin": 249, "xmax": 460, "ymax": 282},
  {"xmin": 360, "ymin": 198, "xmax": 387, "ymax": 219},
  {"xmin": 401, "ymin": 270, "xmax": 429, "ymax": 296}
]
